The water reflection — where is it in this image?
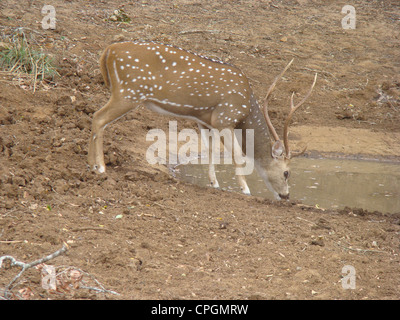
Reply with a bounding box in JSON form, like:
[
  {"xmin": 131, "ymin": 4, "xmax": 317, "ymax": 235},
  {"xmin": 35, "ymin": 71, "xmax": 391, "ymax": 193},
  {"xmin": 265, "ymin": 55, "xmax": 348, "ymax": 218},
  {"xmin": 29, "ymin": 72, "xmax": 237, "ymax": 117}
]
[{"xmin": 173, "ymin": 158, "xmax": 400, "ymax": 214}]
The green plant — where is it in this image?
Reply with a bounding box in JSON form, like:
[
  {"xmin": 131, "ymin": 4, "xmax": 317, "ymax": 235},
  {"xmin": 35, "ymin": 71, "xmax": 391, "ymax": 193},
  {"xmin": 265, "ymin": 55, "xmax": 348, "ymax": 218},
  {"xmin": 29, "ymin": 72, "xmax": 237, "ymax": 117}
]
[
  {"xmin": 106, "ymin": 9, "xmax": 131, "ymax": 23},
  {"xmin": 0, "ymin": 30, "xmax": 59, "ymax": 91}
]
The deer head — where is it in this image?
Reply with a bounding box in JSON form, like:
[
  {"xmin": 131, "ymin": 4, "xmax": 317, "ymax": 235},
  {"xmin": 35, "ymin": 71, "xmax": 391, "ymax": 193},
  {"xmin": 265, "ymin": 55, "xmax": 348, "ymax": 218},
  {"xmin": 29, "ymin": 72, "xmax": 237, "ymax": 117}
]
[{"xmin": 257, "ymin": 59, "xmax": 317, "ymax": 199}]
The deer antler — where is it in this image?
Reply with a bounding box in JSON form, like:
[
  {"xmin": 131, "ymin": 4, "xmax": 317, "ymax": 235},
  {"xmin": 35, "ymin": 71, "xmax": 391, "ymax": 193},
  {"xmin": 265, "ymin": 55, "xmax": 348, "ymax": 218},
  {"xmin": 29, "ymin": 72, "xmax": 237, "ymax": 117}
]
[
  {"xmin": 283, "ymin": 73, "xmax": 317, "ymax": 158},
  {"xmin": 261, "ymin": 60, "xmax": 317, "ymax": 158},
  {"xmin": 261, "ymin": 59, "xmax": 294, "ymax": 142}
]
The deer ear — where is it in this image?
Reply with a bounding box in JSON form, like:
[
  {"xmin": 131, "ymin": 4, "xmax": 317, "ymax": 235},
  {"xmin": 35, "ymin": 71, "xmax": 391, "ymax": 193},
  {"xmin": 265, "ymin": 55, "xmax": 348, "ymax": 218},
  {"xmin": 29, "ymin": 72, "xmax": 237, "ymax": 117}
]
[{"xmin": 271, "ymin": 140, "xmax": 284, "ymax": 158}]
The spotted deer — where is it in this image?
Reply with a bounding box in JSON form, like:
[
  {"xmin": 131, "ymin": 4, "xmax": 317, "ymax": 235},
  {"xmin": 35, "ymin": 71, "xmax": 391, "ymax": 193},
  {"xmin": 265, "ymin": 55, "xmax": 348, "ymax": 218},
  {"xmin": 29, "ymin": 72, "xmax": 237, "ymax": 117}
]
[{"xmin": 88, "ymin": 41, "xmax": 317, "ymax": 200}]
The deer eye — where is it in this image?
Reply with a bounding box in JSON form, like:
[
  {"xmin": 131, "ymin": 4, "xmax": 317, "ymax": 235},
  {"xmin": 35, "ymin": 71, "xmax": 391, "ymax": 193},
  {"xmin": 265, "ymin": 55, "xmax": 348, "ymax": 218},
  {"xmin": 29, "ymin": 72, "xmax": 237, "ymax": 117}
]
[{"xmin": 284, "ymin": 171, "xmax": 289, "ymax": 180}]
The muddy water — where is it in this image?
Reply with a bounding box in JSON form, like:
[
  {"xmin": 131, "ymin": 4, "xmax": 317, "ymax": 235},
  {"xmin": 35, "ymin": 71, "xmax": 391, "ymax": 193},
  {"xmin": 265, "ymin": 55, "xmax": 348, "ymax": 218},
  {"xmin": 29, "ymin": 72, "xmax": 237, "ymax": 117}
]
[{"xmin": 173, "ymin": 157, "xmax": 400, "ymax": 214}]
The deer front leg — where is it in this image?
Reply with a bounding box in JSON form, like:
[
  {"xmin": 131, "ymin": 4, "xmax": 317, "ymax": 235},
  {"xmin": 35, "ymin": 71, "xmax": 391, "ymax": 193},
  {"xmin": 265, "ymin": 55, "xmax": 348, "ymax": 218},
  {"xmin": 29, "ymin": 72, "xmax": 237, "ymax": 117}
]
[
  {"xmin": 88, "ymin": 107, "xmax": 107, "ymax": 173},
  {"xmin": 222, "ymin": 128, "xmax": 251, "ymax": 195},
  {"xmin": 198, "ymin": 124, "xmax": 220, "ymax": 188}
]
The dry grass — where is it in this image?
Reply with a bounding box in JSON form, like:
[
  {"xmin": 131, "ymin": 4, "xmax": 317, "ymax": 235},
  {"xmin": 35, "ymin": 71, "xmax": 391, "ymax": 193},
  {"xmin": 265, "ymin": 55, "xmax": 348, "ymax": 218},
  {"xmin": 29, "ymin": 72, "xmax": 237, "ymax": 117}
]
[{"xmin": 0, "ymin": 28, "xmax": 59, "ymax": 92}]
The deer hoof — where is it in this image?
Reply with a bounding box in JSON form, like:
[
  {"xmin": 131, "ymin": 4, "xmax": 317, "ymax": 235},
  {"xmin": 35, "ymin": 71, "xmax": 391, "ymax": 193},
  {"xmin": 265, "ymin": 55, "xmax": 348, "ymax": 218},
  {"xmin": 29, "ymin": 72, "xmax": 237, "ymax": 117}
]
[
  {"xmin": 241, "ymin": 186, "xmax": 251, "ymax": 195},
  {"xmin": 210, "ymin": 180, "xmax": 220, "ymax": 189},
  {"xmin": 89, "ymin": 164, "xmax": 106, "ymax": 173}
]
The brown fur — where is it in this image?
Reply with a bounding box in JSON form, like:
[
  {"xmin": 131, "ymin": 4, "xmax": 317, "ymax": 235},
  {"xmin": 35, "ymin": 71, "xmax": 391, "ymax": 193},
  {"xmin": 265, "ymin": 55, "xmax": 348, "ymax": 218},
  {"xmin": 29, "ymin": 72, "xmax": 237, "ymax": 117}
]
[{"xmin": 99, "ymin": 47, "xmax": 110, "ymax": 88}]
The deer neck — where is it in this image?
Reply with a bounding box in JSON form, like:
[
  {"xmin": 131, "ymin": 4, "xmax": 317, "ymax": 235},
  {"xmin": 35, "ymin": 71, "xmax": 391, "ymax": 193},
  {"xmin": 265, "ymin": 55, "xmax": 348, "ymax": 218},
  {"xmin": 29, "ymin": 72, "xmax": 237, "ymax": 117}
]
[{"xmin": 237, "ymin": 93, "xmax": 273, "ymax": 163}]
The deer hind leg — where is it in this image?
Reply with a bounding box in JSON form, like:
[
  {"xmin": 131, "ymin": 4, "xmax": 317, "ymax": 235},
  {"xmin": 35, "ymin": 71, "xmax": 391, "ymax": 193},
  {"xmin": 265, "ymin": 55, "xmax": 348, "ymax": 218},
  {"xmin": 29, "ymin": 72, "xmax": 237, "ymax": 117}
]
[
  {"xmin": 88, "ymin": 97, "xmax": 140, "ymax": 173},
  {"xmin": 198, "ymin": 123, "xmax": 220, "ymax": 188},
  {"xmin": 221, "ymin": 128, "xmax": 251, "ymax": 195}
]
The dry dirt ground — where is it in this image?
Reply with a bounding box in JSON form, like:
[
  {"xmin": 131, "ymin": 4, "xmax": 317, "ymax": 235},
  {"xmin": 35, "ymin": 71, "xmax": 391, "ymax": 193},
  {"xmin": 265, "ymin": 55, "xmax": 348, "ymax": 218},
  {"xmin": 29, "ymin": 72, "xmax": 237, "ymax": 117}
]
[{"xmin": 0, "ymin": 0, "xmax": 399, "ymax": 300}]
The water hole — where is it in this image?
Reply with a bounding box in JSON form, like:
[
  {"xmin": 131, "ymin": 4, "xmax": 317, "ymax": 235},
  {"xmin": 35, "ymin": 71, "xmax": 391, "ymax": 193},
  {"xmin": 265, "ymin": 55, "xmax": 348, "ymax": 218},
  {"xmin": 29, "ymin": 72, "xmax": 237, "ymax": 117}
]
[{"xmin": 172, "ymin": 157, "xmax": 400, "ymax": 214}]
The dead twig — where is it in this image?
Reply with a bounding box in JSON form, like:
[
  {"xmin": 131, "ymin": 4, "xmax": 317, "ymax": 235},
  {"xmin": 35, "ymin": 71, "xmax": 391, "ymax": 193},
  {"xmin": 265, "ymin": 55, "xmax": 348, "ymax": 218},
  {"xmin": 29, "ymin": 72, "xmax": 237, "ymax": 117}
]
[
  {"xmin": 0, "ymin": 243, "xmax": 68, "ymax": 298},
  {"xmin": 178, "ymin": 29, "xmax": 221, "ymax": 35},
  {"xmin": 296, "ymin": 216, "xmax": 317, "ymax": 226},
  {"xmin": 70, "ymin": 226, "xmax": 112, "ymax": 234},
  {"xmin": 336, "ymin": 242, "xmax": 388, "ymax": 255},
  {"xmin": 0, "ymin": 240, "xmax": 25, "ymax": 244},
  {"xmin": 54, "ymin": 266, "xmax": 120, "ymax": 296},
  {"xmin": 152, "ymin": 201, "xmax": 181, "ymax": 213}
]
